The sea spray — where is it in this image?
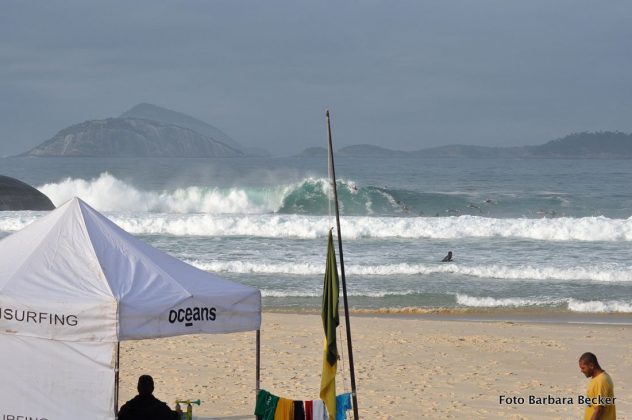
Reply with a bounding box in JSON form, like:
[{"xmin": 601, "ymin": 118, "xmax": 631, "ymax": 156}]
[{"xmin": 37, "ymin": 172, "xmax": 284, "ymax": 213}]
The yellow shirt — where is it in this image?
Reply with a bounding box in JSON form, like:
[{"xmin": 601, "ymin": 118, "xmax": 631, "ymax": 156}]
[{"xmin": 585, "ymin": 371, "xmax": 616, "ymax": 420}]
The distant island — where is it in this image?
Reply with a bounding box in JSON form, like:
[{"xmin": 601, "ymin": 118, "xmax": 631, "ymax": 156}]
[
  {"xmin": 298, "ymin": 132, "xmax": 632, "ymax": 159},
  {"xmin": 20, "ymin": 103, "xmax": 267, "ymax": 158},
  {"xmin": 18, "ymin": 108, "xmax": 632, "ymax": 159}
]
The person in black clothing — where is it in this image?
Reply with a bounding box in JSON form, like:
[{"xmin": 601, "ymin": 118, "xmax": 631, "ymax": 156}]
[
  {"xmin": 442, "ymin": 251, "xmax": 453, "ymax": 262},
  {"xmin": 119, "ymin": 375, "xmax": 181, "ymax": 420}
]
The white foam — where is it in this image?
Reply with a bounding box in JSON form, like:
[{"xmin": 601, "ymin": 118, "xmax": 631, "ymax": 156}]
[
  {"xmin": 0, "ymin": 213, "xmax": 41, "ymax": 232},
  {"xmin": 189, "ymin": 260, "xmax": 323, "ymax": 275},
  {"xmin": 260, "ymin": 289, "xmax": 419, "ymax": 298},
  {"xmin": 351, "ymin": 215, "xmax": 632, "ymax": 241},
  {"xmin": 110, "ymin": 214, "xmax": 327, "ymax": 238},
  {"xmin": 6, "ymin": 174, "xmax": 632, "ymax": 242},
  {"xmin": 567, "ymin": 299, "xmax": 632, "ymax": 313},
  {"xmin": 261, "ymin": 290, "xmax": 321, "ymax": 298},
  {"xmin": 456, "ymin": 294, "xmax": 562, "ymax": 307},
  {"xmin": 36, "ymin": 173, "xmax": 365, "ymax": 215},
  {"xmin": 38, "ymin": 172, "xmax": 285, "ymax": 214},
  {"xmin": 456, "ymin": 294, "xmax": 632, "ymax": 313},
  {"xmin": 4, "ymin": 210, "xmax": 632, "ymax": 244},
  {"xmin": 99, "ymin": 214, "xmax": 632, "ymax": 242},
  {"xmin": 187, "ymin": 260, "xmax": 632, "ymax": 283}
]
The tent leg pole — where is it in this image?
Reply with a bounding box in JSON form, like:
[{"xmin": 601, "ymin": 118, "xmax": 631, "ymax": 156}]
[
  {"xmin": 115, "ymin": 341, "xmax": 120, "ymax": 419},
  {"xmin": 256, "ymin": 330, "xmax": 261, "ymax": 420}
]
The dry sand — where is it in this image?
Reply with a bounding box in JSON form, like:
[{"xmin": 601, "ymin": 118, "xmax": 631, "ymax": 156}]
[{"xmin": 119, "ymin": 313, "xmax": 632, "ymax": 419}]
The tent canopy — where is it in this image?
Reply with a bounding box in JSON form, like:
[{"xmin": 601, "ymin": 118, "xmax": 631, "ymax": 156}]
[
  {"xmin": 0, "ymin": 197, "xmax": 261, "ymax": 418},
  {"xmin": 0, "ymin": 196, "xmax": 261, "ymax": 341}
]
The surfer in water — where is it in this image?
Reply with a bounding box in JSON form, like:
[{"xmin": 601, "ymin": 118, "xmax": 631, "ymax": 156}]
[{"xmin": 442, "ymin": 251, "xmax": 453, "ymax": 262}]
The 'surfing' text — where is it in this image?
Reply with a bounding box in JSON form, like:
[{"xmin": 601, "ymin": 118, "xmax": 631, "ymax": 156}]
[{"xmin": 0, "ymin": 307, "xmax": 78, "ymax": 326}]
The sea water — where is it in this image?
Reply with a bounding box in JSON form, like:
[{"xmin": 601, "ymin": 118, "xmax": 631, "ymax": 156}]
[{"xmin": 2, "ymin": 156, "xmax": 632, "ymax": 318}]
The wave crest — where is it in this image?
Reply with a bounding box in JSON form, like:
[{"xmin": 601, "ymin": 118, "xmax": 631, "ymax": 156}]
[
  {"xmin": 4, "ymin": 211, "xmax": 632, "ymax": 242},
  {"xmin": 456, "ymin": 294, "xmax": 632, "ymax": 313},
  {"xmin": 188, "ymin": 260, "xmax": 632, "ymax": 282},
  {"xmin": 38, "ymin": 172, "xmax": 283, "ymax": 213}
]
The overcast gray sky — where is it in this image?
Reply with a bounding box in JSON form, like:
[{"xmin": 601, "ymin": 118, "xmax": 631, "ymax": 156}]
[{"xmin": 1, "ymin": 0, "xmax": 631, "ymax": 156}]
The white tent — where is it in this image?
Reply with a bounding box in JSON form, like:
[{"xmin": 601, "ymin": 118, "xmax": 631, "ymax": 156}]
[{"xmin": 0, "ymin": 197, "xmax": 261, "ymax": 419}]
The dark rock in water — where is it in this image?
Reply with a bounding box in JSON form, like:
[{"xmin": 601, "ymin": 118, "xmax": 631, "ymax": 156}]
[{"xmin": 0, "ymin": 176, "xmax": 55, "ymax": 211}]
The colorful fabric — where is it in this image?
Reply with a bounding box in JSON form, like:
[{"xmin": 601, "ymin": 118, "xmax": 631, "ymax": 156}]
[
  {"xmin": 274, "ymin": 397, "xmax": 295, "ymax": 420},
  {"xmin": 335, "ymin": 393, "xmax": 352, "ymax": 420},
  {"xmin": 293, "ymin": 400, "xmax": 305, "ymax": 420},
  {"xmin": 321, "ymin": 230, "xmax": 340, "ymax": 365},
  {"xmin": 254, "ymin": 389, "xmax": 280, "ymax": 420},
  {"xmin": 320, "ymin": 231, "xmax": 340, "ymax": 420},
  {"xmin": 312, "ymin": 400, "xmax": 328, "ymax": 420},
  {"xmin": 305, "ymin": 400, "xmax": 313, "ymax": 420}
]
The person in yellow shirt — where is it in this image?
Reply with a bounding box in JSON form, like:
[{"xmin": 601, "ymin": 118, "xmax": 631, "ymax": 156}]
[{"xmin": 579, "ymin": 352, "xmax": 616, "ymax": 420}]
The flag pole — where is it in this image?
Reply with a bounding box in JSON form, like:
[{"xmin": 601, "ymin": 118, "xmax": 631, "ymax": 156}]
[
  {"xmin": 114, "ymin": 341, "xmax": 120, "ymax": 418},
  {"xmin": 256, "ymin": 329, "xmax": 261, "ymax": 420},
  {"xmin": 326, "ymin": 109, "xmax": 359, "ymax": 420}
]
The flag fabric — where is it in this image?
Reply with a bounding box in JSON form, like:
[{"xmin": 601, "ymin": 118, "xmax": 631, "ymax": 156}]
[{"xmin": 320, "ymin": 230, "xmax": 340, "ymax": 420}]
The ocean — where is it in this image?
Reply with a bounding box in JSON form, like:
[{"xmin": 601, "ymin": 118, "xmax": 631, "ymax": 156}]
[{"xmin": 2, "ymin": 156, "xmax": 632, "ymax": 320}]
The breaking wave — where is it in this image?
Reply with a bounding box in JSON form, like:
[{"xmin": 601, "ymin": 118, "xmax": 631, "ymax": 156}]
[
  {"xmin": 35, "ymin": 172, "xmax": 599, "ymax": 218},
  {"xmin": 188, "ymin": 261, "xmax": 632, "ymax": 282},
  {"xmin": 3, "ymin": 211, "xmax": 632, "ymax": 242},
  {"xmin": 36, "ymin": 172, "xmax": 405, "ymax": 215},
  {"xmin": 566, "ymin": 299, "xmax": 632, "ymax": 313},
  {"xmin": 456, "ymin": 294, "xmax": 632, "ymax": 313},
  {"xmin": 260, "ymin": 289, "xmax": 420, "ymax": 298},
  {"xmin": 0, "ymin": 172, "xmax": 626, "ymax": 241},
  {"xmin": 38, "ymin": 172, "xmax": 284, "ymax": 214},
  {"xmin": 456, "ymin": 294, "xmax": 563, "ymax": 307}
]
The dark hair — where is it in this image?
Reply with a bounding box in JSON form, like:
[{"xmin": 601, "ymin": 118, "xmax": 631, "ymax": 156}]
[
  {"xmin": 579, "ymin": 352, "xmax": 600, "ymax": 367},
  {"xmin": 137, "ymin": 375, "xmax": 154, "ymax": 395}
]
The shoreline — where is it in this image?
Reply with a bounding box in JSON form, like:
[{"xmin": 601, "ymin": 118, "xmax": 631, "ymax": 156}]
[
  {"xmin": 118, "ymin": 312, "xmax": 632, "ymax": 419},
  {"xmin": 264, "ymin": 307, "xmax": 632, "ymax": 326}
]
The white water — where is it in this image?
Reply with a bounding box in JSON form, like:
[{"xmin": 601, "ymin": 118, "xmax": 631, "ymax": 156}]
[
  {"xmin": 3, "ymin": 210, "xmax": 632, "ymax": 242},
  {"xmin": 260, "ymin": 289, "xmax": 421, "ymax": 298},
  {"xmin": 38, "ymin": 172, "xmax": 286, "ymax": 213},
  {"xmin": 457, "ymin": 294, "xmax": 632, "ymax": 313},
  {"xmin": 3, "ymin": 157, "xmax": 632, "ymax": 315},
  {"xmin": 188, "ymin": 260, "xmax": 632, "ymax": 282}
]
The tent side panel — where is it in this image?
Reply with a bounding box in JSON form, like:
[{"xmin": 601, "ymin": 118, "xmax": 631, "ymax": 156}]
[
  {"xmin": 120, "ymin": 291, "xmax": 262, "ymax": 339},
  {"xmin": 0, "ymin": 334, "xmax": 116, "ymax": 420}
]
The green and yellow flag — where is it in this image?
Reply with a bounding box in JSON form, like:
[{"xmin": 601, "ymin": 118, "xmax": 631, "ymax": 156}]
[{"xmin": 320, "ymin": 230, "xmax": 340, "ymax": 420}]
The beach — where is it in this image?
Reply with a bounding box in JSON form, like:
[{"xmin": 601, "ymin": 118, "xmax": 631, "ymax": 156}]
[
  {"xmin": 3, "ymin": 157, "xmax": 632, "ymax": 418},
  {"xmin": 118, "ymin": 312, "xmax": 632, "ymax": 419}
]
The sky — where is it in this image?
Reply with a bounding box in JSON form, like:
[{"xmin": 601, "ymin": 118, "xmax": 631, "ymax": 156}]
[{"xmin": 1, "ymin": 0, "xmax": 631, "ymax": 156}]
